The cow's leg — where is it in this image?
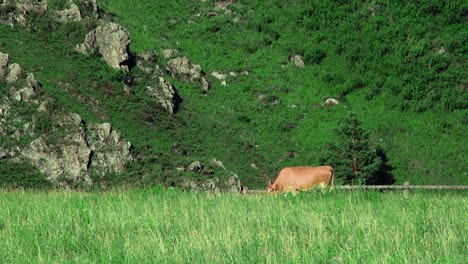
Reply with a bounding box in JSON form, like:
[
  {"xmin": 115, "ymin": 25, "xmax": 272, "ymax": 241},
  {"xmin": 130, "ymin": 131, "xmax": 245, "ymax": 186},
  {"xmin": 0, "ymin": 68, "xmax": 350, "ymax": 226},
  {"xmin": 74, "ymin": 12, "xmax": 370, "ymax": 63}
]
[{"xmin": 319, "ymin": 182, "xmax": 327, "ymax": 194}]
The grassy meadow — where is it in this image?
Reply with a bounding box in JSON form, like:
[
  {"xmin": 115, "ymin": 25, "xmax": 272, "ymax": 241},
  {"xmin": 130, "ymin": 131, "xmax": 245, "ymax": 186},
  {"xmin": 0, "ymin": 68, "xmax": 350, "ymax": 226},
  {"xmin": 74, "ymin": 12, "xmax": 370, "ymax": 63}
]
[
  {"xmin": 1, "ymin": 189, "xmax": 466, "ymax": 263},
  {"xmin": 1, "ymin": 0, "xmax": 467, "ymax": 189}
]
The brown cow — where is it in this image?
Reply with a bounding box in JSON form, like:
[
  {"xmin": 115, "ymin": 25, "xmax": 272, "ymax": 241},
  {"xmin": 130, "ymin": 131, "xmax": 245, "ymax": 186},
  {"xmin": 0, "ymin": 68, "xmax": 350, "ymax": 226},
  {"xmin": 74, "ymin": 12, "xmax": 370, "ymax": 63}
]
[{"xmin": 267, "ymin": 166, "xmax": 334, "ymax": 194}]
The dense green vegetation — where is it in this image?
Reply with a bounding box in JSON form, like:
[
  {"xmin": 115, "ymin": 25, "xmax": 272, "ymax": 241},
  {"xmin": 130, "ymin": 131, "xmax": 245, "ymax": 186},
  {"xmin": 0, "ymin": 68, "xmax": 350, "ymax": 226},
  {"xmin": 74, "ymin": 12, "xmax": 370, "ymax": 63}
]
[
  {"xmin": 1, "ymin": 189, "xmax": 466, "ymax": 263},
  {"xmin": 0, "ymin": 0, "xmax": 467, "ymax": 188}
]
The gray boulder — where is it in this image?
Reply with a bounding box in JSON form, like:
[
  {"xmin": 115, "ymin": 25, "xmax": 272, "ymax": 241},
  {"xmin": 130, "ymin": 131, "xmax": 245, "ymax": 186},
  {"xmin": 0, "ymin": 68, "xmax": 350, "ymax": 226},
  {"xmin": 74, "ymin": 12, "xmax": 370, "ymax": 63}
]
[
  {"xmin": 187, "ymin": 161, "xmax": 203, "ymax": 172},
  {"xmin": 21, "ymin": 115, "xmax": 134, "ymax": 186},
  {"xmin": 224, "ymin": 173, "xmax": 242, "ymax": 193},
  {"xmin": 146, "ymin": 77, "xmax": 178, "ymax": 114},
  {"xmin": 0, "ymin": 0, "xmax": 49, "ymax": 27},
  {"xmin": 290, "ymin": 55, "xmax": 305, "ymax": 68},
  {"xmin": 0, "ymin": 52, "xmax": 9, "ymax": 78},
  {"xmin": 6, "ymin": 63, "xmax": 22, "ymax": 83},
  {"xmin": 87, "ymin": 122, "xmax": 134, "ymax": 177},
  {"xmin": 161, "ymin": 49, "xmax": 179, "ymax": 59},
  {"xmin": 55, "ymin": 3, "xmax": 82, "ymax": 22},
  {"xmin": 136, "ymin": 51, "xmax": 160, "ymax": 74},
  {"xmin": 166, "ymin": 56, "xmax": 210, "ymax": 91},
  {"xmin": 16, "ymin": 0, "xmax": 48, "ymax": 15},
  {"xmin": 324, "ymin": 98, "xmax": 339, "ymax": 107},
  {"xmin": 77, "ymin": 22, "xmax": 131, "ymax": 71},
  {"xmin": 21, "ymin": 113, "xmax": 93, "ymax": 185}
]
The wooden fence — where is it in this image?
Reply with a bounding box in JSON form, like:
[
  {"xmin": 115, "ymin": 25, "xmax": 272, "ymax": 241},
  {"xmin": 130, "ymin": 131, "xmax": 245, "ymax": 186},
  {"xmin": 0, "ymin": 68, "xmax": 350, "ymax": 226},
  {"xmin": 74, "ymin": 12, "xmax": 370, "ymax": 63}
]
[{"xmin": 247, "ymin": 182, "xmax": 468, "ymax": 198}]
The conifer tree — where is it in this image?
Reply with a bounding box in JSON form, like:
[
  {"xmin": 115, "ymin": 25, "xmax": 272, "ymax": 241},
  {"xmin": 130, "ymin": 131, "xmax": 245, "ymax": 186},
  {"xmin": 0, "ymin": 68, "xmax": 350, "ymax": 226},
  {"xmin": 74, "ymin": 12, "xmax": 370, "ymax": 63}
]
[{"xmin": 320, "ymin": 112, "xmax": 394, "ymax": 184}]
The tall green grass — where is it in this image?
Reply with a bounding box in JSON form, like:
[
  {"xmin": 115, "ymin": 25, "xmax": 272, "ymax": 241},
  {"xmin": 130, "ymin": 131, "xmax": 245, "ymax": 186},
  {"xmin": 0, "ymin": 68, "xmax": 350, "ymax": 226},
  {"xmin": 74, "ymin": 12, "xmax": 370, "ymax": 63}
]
[
  {"xmin": 1, "ymin": 0, "xmax": 466, "ymax": 188},
  {"xmin": 1, "ymin": 189, "xmax": 466, "ymax": 263}
]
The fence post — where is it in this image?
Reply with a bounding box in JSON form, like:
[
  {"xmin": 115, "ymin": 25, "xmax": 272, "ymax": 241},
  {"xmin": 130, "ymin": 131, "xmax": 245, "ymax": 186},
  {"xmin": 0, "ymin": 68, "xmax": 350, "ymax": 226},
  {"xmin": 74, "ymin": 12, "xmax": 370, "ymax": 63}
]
[{"xmin": 403, "ymin": 181, "xmax": 410, "ymax": 198}]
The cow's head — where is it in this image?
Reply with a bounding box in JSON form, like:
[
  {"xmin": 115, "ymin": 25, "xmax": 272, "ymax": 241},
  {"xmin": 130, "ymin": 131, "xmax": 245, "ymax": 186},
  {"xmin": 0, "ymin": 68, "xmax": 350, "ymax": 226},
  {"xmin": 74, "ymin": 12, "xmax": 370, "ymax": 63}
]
[{"xmin": 267, "ymin": 181, "xmax": 278, "ymax": 193}]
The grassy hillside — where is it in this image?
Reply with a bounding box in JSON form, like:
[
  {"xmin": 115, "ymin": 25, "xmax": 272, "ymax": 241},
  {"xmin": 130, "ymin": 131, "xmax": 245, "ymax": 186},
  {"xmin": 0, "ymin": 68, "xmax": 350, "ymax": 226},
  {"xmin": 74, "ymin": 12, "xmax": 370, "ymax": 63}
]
[
  {"xmin": 1, "ymin": 0, "xmax": 467, "ymax": 188},
  {"xmin": 1, "ymin": 190, "xmax": 466, "ymax": 263}
]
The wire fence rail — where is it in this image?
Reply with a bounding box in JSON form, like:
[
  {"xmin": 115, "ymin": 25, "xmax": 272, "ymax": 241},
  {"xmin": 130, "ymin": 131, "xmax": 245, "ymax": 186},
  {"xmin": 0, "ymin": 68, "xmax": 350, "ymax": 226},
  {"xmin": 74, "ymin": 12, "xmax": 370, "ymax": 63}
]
[{"xmin": 246, "ymin": 182, "xmax": 468, "ymax": 197}]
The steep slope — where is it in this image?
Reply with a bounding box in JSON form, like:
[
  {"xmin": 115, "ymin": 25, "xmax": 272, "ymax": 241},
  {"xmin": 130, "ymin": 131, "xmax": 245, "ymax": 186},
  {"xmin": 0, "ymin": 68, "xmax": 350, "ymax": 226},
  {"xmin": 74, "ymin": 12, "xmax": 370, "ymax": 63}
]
[{"xmin": 1, "ymin": 0, "xmax": 467, "ymax": 188}]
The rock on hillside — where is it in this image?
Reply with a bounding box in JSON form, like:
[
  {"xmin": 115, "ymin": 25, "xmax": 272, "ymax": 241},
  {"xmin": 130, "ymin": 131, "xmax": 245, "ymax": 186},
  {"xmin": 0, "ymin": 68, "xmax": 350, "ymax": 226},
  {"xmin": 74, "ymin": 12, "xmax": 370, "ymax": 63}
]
[
  {"xmin": 166, "ymin": 56, "xmax": 210, "ymax": 91},
  {"xmin": 54, "ymin": 2, "xmax": 82, "ymax": 22},
  {"xmin": 0, "ymin": 52, "xmax": 134, "ymax": 187},
  {"xmin": 76, "ymin": 21, "xmax": 132, "ymax": 71}
]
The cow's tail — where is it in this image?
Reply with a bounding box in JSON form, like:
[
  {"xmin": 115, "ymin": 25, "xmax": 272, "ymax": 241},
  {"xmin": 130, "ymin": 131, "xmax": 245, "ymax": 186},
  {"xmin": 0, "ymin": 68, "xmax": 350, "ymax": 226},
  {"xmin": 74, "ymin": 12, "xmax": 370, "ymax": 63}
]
[{"xmin": 327, "ymin": 167, "xmax": 335, "ymax": 191}]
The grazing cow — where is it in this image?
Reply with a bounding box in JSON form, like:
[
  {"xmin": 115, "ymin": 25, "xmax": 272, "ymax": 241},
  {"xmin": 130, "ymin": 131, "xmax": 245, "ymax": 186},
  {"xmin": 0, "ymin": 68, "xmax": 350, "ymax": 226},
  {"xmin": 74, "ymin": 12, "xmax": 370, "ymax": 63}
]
[{"xmin": 267, "ymin": 166, "xmax": 334, "ymax": 194}]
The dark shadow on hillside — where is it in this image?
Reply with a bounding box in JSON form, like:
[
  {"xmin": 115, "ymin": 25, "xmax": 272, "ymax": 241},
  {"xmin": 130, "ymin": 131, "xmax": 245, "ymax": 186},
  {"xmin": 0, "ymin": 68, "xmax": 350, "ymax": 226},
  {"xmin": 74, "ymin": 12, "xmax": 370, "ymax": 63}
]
[
  {"xmin": 172, "ymin": 88, "xmax": 183, "ymax": 114},
  {"xmin": 369, "ymin": 147, "xmax": 396, "ymax": 185},
  {"xmin": 122, "ymin": 51, "xmax": 137, "ymax": 71}
]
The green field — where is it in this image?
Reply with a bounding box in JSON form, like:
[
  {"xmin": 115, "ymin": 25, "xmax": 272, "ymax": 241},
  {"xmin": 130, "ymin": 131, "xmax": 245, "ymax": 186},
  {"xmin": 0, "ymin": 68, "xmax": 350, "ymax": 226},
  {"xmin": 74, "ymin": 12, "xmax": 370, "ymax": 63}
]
[
  {"xmin": 1, "ymin": 0, "xmax": 467, "ymax": 189},
  {"xmin": 1, "ymin": 189, "xmax": 466, "ymax": 263}
]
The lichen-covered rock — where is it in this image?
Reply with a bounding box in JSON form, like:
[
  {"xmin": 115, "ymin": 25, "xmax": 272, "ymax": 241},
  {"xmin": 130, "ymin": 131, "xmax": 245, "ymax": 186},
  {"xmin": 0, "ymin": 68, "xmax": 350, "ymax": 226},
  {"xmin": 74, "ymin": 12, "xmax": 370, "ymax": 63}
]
[
  {"xmin": 136, "ymin": 51, "xmax": 161, "ymax": 74},
  {"xmin": 0, "ymin": 97, "xmax": 12, "ymax": 136},
  {"xmin": 187, "ymin": 161, "xmax": 203, "ymax": 172},
  {"xmin": 21, "ymin": 115, "xmax": 134, "ymax": 186},
  {"xmin": 21, "ymin": 113, "xmax": 93, "ymax": 185},
  {"xmin": 201, "ymin": 177, "xmax": 220, "ymax": 193},
  {"xmin": 55, "ymin": 3, "xmax": 82, "ymax": 22},
  {"xmin": 290, "ymin": 55, "xmax": 305, "ymax": 68},
  {"xmin": 224, "ymin": 173, "xmax": 242, "ymax": 193},
  {"xmin": 77, "ymin": 22, "xmax": 131, "ymax": 71},
  {"xmin": 6, "ymin": 63, "xmax": 21, "ymax": 83},
  {"xmin": 12, "ymin": 73, "xmax": 40, "ymax": 102},
  {"xmin": 161, "ymin": 49, "xmax": 179, "ymax": 59},
  {"xmin": 0, "ymin": 52, "xmax": 9, "ymax": 78},
  {"xmin": 4, "ymin": 0, "xmax": 48, "ymax": 27},
  {"xmin": 16, "ymin": 0, "xmax": 48, "ymax": 15},
  {"xmin": 87, "ymin": 122, "xmax": 134, "ymax": 177},
  {"xmin": 166, "ymin": 56, "xmax": 210, "ymax": 91},
  {"xmin": 146, "ymin": 77, "xmax": 178, "ymax": 113}
]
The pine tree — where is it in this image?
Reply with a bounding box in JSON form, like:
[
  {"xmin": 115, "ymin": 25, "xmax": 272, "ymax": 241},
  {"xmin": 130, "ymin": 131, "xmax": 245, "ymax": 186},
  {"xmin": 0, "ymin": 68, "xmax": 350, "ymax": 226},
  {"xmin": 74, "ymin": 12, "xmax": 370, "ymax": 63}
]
[{"xmin": 320, "ymin": 112, "xmax": 394, "ymax": 185}]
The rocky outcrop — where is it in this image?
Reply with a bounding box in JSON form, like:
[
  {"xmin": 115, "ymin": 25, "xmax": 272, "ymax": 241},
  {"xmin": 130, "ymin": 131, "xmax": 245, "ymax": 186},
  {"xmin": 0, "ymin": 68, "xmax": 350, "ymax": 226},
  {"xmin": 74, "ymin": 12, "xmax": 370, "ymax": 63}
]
[
  {"xmin": 11, "ymin": 73, "xmax": 39, "ymax": 102},
  {"xmin": 223, "ymin": 173, "xmax": 242, "ymax": 193},
  {"xmin": 21, "ymin": 113, "xmax": 93, "ymax": 185},
  {"xmin": 6, "ymin": 62, "xmax": 22, "ymax": 83},
  {"xmin": 0, "ymin": 52, "xmax": 9, "ymax": 77},
  {"xmin": 21, "ymin": 115, "xmax": 133, "ymax": 186},
  {"xmin": 161, "ymin": 49, "xmax": 179, "ymax": 59},
  {"xmin": 180, "ymin": 177, "xmax": 220, "ymax": 193},
  {"xmin": 179, "ymin": 173, "xmax": 243, "ymax": 193},
  {"xmin": 1, "ymin": 52, "xmax": 134, "ymax": 187},
  {"xmin": 179, "ymin": 159, "xmax": 244, "ymax": 193},
  {"xmin": 55, "ymin": 3, "xmax": 82, "ymax": 22},
  {"xmin": 166, "ymin": 56, "xmax": 210, "ymax": 91},
  {"xmin": 86, "ymin": 122, "xmax": 133, "ymax": 177},
  {"xmin": 1, "ymin": 0, "xmax": 99, "ymax": 27},
  {"xmin": 187, "ymin": 161, "xmax": 203, "ymax": 172},
  {"xmin": 134, "ymin": 51, "xmax": 181, "ymax": 114},
  {"xmin": 0, "ymin": 0, "xmax": 48, "ymax": 27},
  {"xmin": 146, "ymin": 77, "xmax": 178, "ymax": 114},
  {"xmin": 136, "ymin": 51, "xmax": 161, "ymax": 75},
  {"xmin": 76, "ymin": 21, "xmax": 131, "ymax": 71}
]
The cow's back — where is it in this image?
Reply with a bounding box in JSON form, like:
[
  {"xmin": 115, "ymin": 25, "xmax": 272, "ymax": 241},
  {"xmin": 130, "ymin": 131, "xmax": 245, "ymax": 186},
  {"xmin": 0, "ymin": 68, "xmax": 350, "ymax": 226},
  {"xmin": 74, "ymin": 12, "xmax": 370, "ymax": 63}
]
[{"xmin": 292, "ymin": 166, "xmax": 333, "ymax": 191}]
